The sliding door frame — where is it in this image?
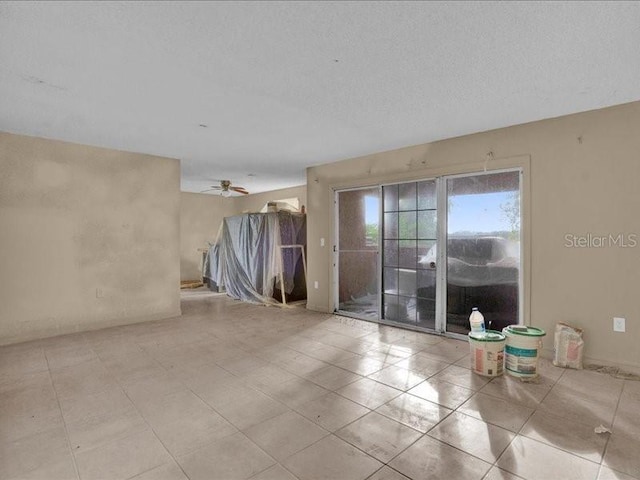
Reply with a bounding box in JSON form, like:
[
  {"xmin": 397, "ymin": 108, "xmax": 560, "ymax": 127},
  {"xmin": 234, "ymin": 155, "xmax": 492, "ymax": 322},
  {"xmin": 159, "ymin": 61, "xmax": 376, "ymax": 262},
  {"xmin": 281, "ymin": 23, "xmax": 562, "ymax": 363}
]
[
  {"xmin": 333, "ymin": 185, "xmax": 382, "ymax": 321},
  {"xmin": 441, "ymin": 167, "xmax": 524, "ymax": 339},
  {"xmin": 330, "ymin": 156, "xmax": 530, "ymax": 337}
]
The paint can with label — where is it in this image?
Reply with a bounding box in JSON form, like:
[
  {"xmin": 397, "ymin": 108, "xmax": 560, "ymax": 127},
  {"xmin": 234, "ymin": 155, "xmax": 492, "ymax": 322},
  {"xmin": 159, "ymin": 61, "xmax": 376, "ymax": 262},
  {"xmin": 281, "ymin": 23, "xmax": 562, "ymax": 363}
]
[
  {"xmin": 468, "ymin": 330, "xmax": 506, "ymax": 377},
  {"xmin": 502, "ymin": 325, "xmax": 546, "ymax": 377}
]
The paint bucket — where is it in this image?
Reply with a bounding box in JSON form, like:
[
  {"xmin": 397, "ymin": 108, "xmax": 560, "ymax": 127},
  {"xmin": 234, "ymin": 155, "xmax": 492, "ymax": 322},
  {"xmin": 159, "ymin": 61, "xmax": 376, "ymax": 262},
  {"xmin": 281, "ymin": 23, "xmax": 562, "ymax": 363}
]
[
  {"xmin": 468, "ymin": 330, "xmax": 506, "ymax": 377},
  {"xmin": 502, "ymin": 325, "xmax": 546, "ymax": 378}
]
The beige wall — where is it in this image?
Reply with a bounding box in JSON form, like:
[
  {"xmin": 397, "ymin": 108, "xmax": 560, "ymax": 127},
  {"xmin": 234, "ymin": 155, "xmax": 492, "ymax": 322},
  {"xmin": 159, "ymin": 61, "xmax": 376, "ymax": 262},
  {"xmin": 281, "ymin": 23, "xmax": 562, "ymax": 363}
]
[
  {"xmin": 0, "ymin": 132, "xmax": 181, "ymax": 345},
  {"xmin": 180, "ymin": 192, "xmax": 231, "ymax": 281},
  {"xmin": 307, "ymin": 101, "xmax": 640, "ymax": 370}
]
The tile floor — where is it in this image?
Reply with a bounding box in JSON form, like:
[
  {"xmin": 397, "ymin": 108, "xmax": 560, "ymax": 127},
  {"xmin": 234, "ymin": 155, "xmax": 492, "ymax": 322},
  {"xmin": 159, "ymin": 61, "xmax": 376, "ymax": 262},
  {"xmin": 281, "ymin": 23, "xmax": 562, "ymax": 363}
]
[{"xmin": 1, "ymin": 289, "xmax": 639, "ymax": 480}]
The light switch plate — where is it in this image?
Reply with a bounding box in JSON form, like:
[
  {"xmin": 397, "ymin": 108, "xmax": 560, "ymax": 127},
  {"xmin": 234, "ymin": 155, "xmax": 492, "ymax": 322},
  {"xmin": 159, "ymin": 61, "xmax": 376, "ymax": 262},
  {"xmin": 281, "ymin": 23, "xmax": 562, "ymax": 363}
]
[{"xmin": 613, "ymin": 317, "xmax": 626, "ymax": 332}]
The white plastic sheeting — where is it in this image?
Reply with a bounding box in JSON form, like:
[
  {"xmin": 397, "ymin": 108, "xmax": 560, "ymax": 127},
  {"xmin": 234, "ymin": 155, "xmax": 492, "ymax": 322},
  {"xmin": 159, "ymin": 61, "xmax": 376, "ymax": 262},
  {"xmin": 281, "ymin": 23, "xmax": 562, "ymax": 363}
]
[{"xmin": 204, "ymin": 211, "xmax": 306, "ymax": 304}]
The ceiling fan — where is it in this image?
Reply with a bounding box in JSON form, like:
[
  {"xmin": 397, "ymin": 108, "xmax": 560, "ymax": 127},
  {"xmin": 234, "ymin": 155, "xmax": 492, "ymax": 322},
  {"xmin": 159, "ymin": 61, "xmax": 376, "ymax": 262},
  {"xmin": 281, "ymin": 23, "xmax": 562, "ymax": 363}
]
[{"xmin": 200, "ymin": 179, "xmax": 249, "ymax": 197}]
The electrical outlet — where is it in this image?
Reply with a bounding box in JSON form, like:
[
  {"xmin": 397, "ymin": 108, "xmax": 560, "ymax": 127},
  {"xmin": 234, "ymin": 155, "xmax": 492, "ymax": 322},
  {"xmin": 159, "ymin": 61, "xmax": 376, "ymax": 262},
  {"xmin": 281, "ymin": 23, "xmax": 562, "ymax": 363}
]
[
  {"xmin": 314, "ymin": 281, "xmax": 319, "ymax": 289},
  {"xmin": 96, "ymin": 288, "xmax": 103, "ymax": 298},
  {"xmin": 320, "ymin": 238, "xmax": 325, "ymax": 247},
  {"xmin": 613, "ymin": 317, "xmax": 626, "ymax": 332}
]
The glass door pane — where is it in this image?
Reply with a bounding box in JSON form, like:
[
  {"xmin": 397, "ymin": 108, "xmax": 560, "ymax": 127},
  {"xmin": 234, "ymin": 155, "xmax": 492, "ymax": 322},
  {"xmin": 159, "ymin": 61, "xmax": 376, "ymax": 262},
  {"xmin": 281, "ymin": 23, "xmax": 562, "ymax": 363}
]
[
  {"xmin": 336, "ymin": 188, "xmax": 380, "ymax": 319},
  {"xmin": 382, "ymin": 180, "xmax": 437, "ymax": 329},
  {"xmin": 445, "ymin": 171, "xmax": 521, "ymax": 334}
]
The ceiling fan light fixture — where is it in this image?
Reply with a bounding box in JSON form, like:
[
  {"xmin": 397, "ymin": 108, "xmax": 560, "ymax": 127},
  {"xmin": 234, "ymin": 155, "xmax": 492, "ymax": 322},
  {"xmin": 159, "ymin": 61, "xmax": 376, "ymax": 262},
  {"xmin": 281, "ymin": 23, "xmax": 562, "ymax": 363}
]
[{"xmin": 221, "ymin": 189, "xmax": 232, "ymax": 197}]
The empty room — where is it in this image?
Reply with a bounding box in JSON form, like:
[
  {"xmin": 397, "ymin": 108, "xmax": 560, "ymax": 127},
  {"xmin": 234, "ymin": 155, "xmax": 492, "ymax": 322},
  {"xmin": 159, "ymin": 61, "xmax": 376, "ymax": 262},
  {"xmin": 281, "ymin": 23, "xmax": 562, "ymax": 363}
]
[{"xmin": 1, "ymin": 1, "xmax": 639, "ymax": 480}]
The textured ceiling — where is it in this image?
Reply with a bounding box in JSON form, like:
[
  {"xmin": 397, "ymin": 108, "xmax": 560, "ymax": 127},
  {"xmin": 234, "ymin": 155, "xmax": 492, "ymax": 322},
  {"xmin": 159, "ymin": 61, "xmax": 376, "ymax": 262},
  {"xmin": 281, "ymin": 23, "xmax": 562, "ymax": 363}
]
[{"xmin": 1, "ymin": 1, "xmax": 639, "ymax": 194}]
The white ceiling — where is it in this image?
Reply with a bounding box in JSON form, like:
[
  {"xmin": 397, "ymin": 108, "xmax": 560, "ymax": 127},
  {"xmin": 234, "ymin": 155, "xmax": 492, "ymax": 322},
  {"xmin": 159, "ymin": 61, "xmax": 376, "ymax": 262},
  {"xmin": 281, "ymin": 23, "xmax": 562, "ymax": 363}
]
[{"xmin": 1, "ymin": 1, "xmax": 639, "ymax": 194}]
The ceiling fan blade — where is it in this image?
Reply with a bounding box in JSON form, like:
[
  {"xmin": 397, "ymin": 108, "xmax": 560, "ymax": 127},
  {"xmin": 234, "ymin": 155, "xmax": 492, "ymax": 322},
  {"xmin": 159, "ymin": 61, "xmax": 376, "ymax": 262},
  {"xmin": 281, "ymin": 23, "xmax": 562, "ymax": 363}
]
[
  {"xmin": 231, "ymin": 186, "xmax": 249, "ymax": 194},
  {"xmin": 199, "ymin": 188, "xmax": 217, "ymax": 193}
]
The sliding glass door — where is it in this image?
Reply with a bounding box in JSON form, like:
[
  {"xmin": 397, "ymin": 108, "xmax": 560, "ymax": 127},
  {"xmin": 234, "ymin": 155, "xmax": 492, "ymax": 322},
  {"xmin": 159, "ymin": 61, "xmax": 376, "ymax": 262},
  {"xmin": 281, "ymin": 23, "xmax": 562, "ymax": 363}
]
[
  {"xmin": 445, "ymin": 171, "xmax": 521, "ymax": 334},
  {"xmin": 335, "ymin": 169, "xmax": 522, "ymax": 335},
  {"xmin": 381, "ymin": 180, "xmax": 437, "ymax": 329},
  {"xmin": 335, "ymin": 187, "xmax": 380, "ymax": 320}
]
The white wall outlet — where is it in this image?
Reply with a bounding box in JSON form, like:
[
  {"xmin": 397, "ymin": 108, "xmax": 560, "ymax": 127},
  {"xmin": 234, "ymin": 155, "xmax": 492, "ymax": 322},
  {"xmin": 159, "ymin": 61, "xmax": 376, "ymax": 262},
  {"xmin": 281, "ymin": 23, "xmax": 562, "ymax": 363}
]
[
  {"xmin": 613, "ymin": 317, "xmax": 626, "ymax": 332},
  {"xmin": 314, "ymin": 281, "xmax": 319, "ymax": 289},
  {"xmin": 96, "ymin": 288, "xmax": 103, "ymax": 298},
  {"xmin": 320, "ymin": 237, "xmax": 325, "ymax": 247}
]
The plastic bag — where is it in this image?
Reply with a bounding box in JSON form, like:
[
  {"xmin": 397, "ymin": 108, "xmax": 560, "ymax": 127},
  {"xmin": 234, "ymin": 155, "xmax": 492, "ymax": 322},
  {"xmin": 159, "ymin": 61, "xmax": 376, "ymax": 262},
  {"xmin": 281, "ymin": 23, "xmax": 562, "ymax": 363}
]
[{"xmin": 553, "ymin": 323, "xmax": 584, "ymax": 369}]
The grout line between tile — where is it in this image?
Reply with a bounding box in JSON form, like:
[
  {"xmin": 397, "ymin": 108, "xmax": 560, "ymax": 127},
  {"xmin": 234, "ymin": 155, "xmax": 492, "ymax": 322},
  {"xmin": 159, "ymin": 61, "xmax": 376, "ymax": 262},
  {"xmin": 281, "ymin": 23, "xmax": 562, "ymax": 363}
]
[{"xmin": 43, "ymin": 349, "xmax": 82, "ymax": 480}]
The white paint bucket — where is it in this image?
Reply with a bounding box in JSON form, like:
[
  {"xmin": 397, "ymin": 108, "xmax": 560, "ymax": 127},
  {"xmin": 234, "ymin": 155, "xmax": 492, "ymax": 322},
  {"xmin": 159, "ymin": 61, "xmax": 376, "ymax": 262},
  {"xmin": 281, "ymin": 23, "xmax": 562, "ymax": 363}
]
[
  {"xmin": 468, "ymin": 330, "xmax": 506, "ymax": 377},
  {"xmin": 502, "ymin": 325, "xmax": 546, "ymax": 378}
]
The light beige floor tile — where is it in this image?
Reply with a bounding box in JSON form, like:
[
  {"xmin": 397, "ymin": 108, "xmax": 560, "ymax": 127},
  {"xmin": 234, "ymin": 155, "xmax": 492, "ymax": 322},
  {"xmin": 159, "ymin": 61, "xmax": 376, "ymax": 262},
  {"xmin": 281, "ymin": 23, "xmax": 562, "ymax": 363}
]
[
  {"xmin": 130, "ymin": 462, "xmax": 188, "ymax": 480},
  {"xmin": 258, "ymin": 377, "xmax": 330, "ymax": 408},
  {"xmin": 483, "ymin": 466, "xmax": 525, "ymax": 480},
  {"xmin": 0, "ymin": 426, "xmax": 74, "ymax": 480},
  {"xmin": 480, "ymin": 373, "xmax": 554, "ymax": 409},
  {"xmin": 335, "ymin": 356, "xmax": 386, "ymax": 376},
  {"xmin": 612, "ymin": 392, "xmax": 640, "ymax": 435},
  {"xmin": 417, "ymin": 340, "xmax": 469, "ymax": 363},
  {"xmin": 539, "ymin": 384, "xmax": 617, "ymax": 428},
  {"xmin": 375, "ymin": 393, "xmax": 451, "ymax": 433},
  {"xmin": 217, "ymin": 355, "xmax": 270, "ymax": 376},
  {"xmin": 336, "ymin": 411, "xmax": 422, "ymax": 463},
  {"xmin": 393, "ymin": 354, "xmax": 449, "ymax": 377},
  {"xmin": 454, "ymin": 354, "xmax": 471, "ymax": 368},
  {"xmin": 75, "ymin": 428, "xmax": 172, "ymax": 480},
  {"xmin": 559, "ymin": 368, "xmax": 624, "ymax": 396},
  {"xmin": 554, "ymin": 372, "xmax": 623, "ymax": 410},
  {"xmin": 177, "ymin": 432, "xmax": 276, "ymax": 480},
  {"xmin": 58, "ymin": 387, "xmax": 134, "ymax": 424},
  {"xmin": 136, "ymin": 389, "xmax": 214, "ymax": 426},
  {"xmin": 0, "ymin": 406, "xmax": 64, "ymax": 445},
  {"xmin": 50, "ymin": 360, "xmax": 119, "ymax": 399},
  {"xmin": 336, "ymin": 377, "xmax": 403, "ymax": 409},
  {"xmin": 209, "ymin": 387, "xmax": 290, "ymax": 430},
  {"xmin": 0, "ymin": 370, "xmax": 52, "ymax": 394},
  {"xmin": 408, "ymin": 378, "xmax": 474, "ymax": 409},
  {"xmin": 0, "ymin": 347, "xmax": 48, "ymax": 376},
  {"xmin": 102, "ymin": 353, "xmax": 164, "ymax": 384},
  {"xmin": 536, "ymin": 358, "xmax": 565, "ymax": 382},
  {"xmin": 389, "ymin": 435, "xmax": 491, "ymax": 480},
  {"xmin": 169, "ymin": 362, "xmax": 235, "ymax": 387},
  {"xmin": 597, "ymin": 466, "xmax": 638, "ymax": 480},
  {"xmin": 153, "ymin": 409, "xmax": 237, "ymax": 456},
  {"xmin": 458, "ymin": 392, "xmax": 534, "ymax": 432},
  {"xmin": 244, "ymin": 411, "xmax": 329, "ymax": 461},
  {"xmin": 304, "ymin": 344, "xmax": 358, "ymax": 364},
  {"xmin": 521, "ymin": 410, "xmax": 608, "ymax": 463},
  {"xmin": 67, "ymin": 407, "xmax": 148, "ymax": 453},
  {"xmin": 363, "ymin": 349, "xmax": 407, "ymax": 366},
  {"xmin": 428, "ymin": 411, "xmax": 515, "ymax": 463},
  {"xmin": 241, "ymin": 364, "xmax": 299, "ymax": 390},
  {"xmin": 45, "ymin": 344, "xmax": 98, "ymax": 371},
  {"xmin": 303, "ymin": 365, "xmax": 362, "ymax": 390},
  {"xmin": 603, "ymin": 431, "xmax": 640, "ymax": 479},
  {"xmin": 7, "ymin": 458, "xmax": 78, "ymax": 480},
  {"xmin": 249, "ymin": 464, "xmax": 299, "ymax": 480},
  {"xmin": 122, "ymin": 372, "xmax": 186, "ymax": 406},
  {"xmin": 0, "ymin": 384, "xmax": 63, "ymax": 444},
  {"xmin": 366, "ymin": 466, "xmax": 411, "ymax": 480},
  {"xmin": 431, "ymin": 364, "xmax": 492, "ymax": 390},
  {"xmin": 274, "ymin": 351, "xmax": 329, "ymax": 376},
  {"xmin": 296, "ymin": 392, "xmax": 370, "ymax": 432},
  {"xmin": 372, "ymin": 344, "xmax": 417, "ymax": 359},
  {"xmin": 367, "ymin": 365, "xmax": 427, "ymax": 391},
  {"xmin": 283, "ymin": 435, "xmax": 382, "ymax": 480},
  {"xmin": 318, "ymin": 332, "xmax": 368, "ymax": 352},
  {"xmin": 497, "ymin": 435, "xmax": 600, "ymax": 480}
]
